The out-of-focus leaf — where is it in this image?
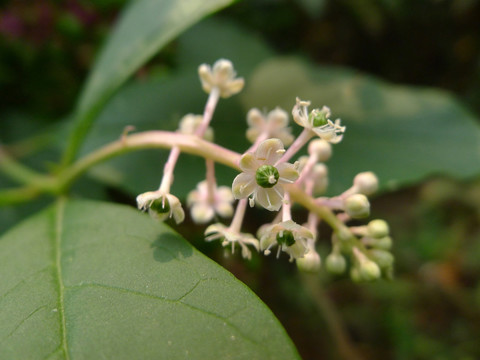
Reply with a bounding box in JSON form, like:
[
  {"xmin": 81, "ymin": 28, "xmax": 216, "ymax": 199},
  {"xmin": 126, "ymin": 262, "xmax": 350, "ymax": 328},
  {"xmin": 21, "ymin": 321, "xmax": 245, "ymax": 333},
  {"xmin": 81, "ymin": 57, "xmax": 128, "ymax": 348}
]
[
  {"xmin": 0, "ymin": 199, "xmax": 300, "ymax": 359},
  {"xmin": 63, "ymin": 0, "xmax": 236, "ymax": 165},
  {"xmin": 241, "ymin": 57, "xmax": 480, "ymax": 194}
]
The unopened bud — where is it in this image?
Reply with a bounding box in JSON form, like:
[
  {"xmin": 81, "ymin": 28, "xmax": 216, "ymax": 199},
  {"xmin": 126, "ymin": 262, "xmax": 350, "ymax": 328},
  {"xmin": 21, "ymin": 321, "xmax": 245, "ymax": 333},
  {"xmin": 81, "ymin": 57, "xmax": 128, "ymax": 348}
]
[
  {"xmin": 373, "ymin": 236, "xmax": 393, "ymax": 250},
  {"xmin": 297, "ymin": 249, "xmax": 321, "ymax": 273},
  {"xmin": 370, "ymin": 249, "xmax": 394, "ymax": 268},
  {"xmin": 312, "ymin": 163, "xmax": 328, "ymax": 194},
  {"xmin": 325, "ymin": 253, "xmax": 347, "ymax": 274},
  {"xmin": 190, "ymin": 204, "xmax": 214, "ymax": 224},
  {"xmin": 308, "ymin": 139, "xmax": 332, "ymax": 161},
  {"xmin": 367, "ymin": 219, "xmax": 389, "ymax": 238},
  {"xmin": 354, "ymin": 172, "xmax": 378, "ymax": 195},
  {"xmin": 344, "ymin": 194, "xmax": 370, "ymax": 218},
  {"xmin": 350, "ymin": 267, "xmax": 362, "ymax": 282},
  {"xmin": 358, "ymin": 260, "xmax": 381, "ymax": 281}
]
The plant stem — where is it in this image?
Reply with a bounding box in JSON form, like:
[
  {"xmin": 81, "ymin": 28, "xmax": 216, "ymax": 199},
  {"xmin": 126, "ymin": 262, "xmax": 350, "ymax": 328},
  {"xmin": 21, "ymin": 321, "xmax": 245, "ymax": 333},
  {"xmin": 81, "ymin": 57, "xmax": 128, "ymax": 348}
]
[
  {"xmin": 282, "ymin": 192, "xmax": 292, "ymax": 222},
  {"xmin": 158, "ymin": 146, "xmax": 181, "ymax": 193},
  {"xmin": 4, "ymin": 128, "xmax": 353, "ymax": 242},
  {"xmin": 230, "ymin": 198, "xmax": 247, "ymax": 232},
  {"xmin": 196, "ymin": 87, "xmax": 220, "ymax": 138},
  {"xmin": 287, "ymin": 185, "xmax": 350, "ymax": 237},
  {"xmin": 57, "ymin": 131, "xmax": 241, "ymax": 192},
  {"xmin": 300, "ymin": 273, "xmax": 364, "ymax": 360},
  {"xmin": 296, "ymin": 152, "xmax": 318, "ymax": 185},
  {"xmin": 276, "ymin": 128, "xmax": 313, "ymax": 165},
  {"xmin": 0, "ymin": 186, "xmax": 43, "ymax": 206},
  {"xmin": 205, "ymin": 159, "xmax": 216, "ymax": 203},
  {"xmin": 0, "ymin": 147, "xmax": 56, "ymax": 192}
]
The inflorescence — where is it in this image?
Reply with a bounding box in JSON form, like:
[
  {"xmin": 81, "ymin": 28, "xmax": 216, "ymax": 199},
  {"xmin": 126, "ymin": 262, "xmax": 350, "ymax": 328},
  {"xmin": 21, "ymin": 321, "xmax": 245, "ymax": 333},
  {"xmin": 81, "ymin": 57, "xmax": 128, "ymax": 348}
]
[{"xmin": 136, "ymin": 59, "xmax": 394, "ymax": 282}]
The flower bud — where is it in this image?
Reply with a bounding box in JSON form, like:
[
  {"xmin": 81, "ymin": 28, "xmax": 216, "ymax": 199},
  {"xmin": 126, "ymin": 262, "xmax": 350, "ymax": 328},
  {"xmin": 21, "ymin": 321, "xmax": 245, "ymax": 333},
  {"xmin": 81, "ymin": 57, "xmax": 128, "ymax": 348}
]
[
  {"xmin": 190, "ymin": 203, "xmax": 215, "ymax": 224},
  {"xmin": 296, "ymin": 156, "xmax": 309, "ymax": 173},
  {"xmin": 344, "ymin": 194, "xmax": 370, "ymax": 218},
  {"xmin": 350, "ymin": 267, "xmax": 362, "ymax": 282},
  {"xmin": 367, "ymin": 219, "xmax": 389, "ymax": 238},
  {"xmin": 297, "ymin": 249, "xmax": 321, "ymax": 273},
  {"xmin": 358, "ymin": 260, "xmax": 381, "ymax": 281},
  {"xmin": 354, "ymin": 172, "xmax": 378, "ymax": 196},
  {"xmin": 308, "ymin": 139, "xmax": 332, "ymax": 162},
  {"xmin": 325, "ymin": 253, "xmax": 347, "ymax": 274},
  {"xmin": 373, "ymin": 236, "xmax": 393, "ymax": 250},
  {"xmin": 312, "ymin": 164, "xmax": 328, "ymax": 195},
  {"xmin": 369, "ymin": 249, "xmax": 394, "ymax": 268}
]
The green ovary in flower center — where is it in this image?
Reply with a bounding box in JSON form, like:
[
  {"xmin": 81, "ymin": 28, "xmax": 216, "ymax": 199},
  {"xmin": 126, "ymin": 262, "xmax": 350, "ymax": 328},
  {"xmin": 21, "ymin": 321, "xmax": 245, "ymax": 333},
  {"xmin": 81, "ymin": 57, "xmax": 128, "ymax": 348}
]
[
  {"xmin": 276, "ymin": 230, "xmax": 295, "ymax": 246},
  {"xmin": 150, "ymin": 197, "xmax": 170, "ymax": 214},
  {"xmin": 255, "ymin": 165, "xmax": 280, "ymax": 188}
]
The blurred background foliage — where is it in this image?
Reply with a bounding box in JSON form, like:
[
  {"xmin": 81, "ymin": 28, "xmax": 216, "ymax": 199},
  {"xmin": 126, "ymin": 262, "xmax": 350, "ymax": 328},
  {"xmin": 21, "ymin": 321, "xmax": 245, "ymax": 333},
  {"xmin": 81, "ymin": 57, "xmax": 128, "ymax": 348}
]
[{"xmin": 1, "ymin": 0, "xmax": 480, "ymax": 359}]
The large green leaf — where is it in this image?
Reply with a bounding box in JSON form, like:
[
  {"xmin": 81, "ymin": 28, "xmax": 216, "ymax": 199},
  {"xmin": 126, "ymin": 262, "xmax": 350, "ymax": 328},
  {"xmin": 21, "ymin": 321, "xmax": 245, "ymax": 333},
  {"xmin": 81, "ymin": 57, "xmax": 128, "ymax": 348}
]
[
  {"xmin": 63, "ymin": 0, "xmax": 235, "ymax": 165},
  {"xmin": 0, "ymin": 199, "xmax": 300, "ymax": 359},
  {"xmin": 241, "ymin": 57, "xmax": 480, "ymax": 194}
]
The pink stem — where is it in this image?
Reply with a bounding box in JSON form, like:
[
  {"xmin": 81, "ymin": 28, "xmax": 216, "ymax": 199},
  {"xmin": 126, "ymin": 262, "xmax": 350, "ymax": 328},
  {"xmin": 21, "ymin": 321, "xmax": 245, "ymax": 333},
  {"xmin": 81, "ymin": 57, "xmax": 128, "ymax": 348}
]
[
  {"xmin": 205, "ymin": 158, "xmax": 216, "ymax": 203},
  {"xmin": 158, "ymin": 146, "xmax": 181, "ymax": 193},
  {"xmin": 275, "ymin": 128, "xmax": 314, "ymax": 165},
  {"xmin": 196, "ymin": 87, "xmax": 220, "ymax": 138},
  {"xmin": 230, "ymin": 198, "xmax": 247, "ymax": 232}
]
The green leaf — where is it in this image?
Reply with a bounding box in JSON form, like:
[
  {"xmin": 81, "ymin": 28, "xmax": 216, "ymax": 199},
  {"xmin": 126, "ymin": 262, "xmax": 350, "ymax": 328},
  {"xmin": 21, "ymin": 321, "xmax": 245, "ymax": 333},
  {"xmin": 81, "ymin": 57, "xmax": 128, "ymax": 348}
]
[
  {"xmin": 63, "ymin": 0, "xmax": 235, "ymax": 165},
  {"xmin": 240, "ymin": 57, "xmax": 480, "ymax": 194},
  {"xmin": 0, "ymin": 199, "xmax": 300, "ymax": 359}
]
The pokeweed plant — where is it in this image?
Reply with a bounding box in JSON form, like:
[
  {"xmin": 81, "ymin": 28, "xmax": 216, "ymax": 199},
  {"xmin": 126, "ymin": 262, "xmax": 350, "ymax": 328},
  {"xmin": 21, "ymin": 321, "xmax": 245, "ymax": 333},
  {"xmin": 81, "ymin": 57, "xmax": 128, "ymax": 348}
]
[
  {"xmin": 0, "ymin": 1, "xmax": 393, "ymax": 358},
  {"xmin": 0, "ymin": 57, "xmax": 393, "ymax": 359},
  {"xmin": 133, "ymin": 59, "xmax": 394, "ymax": 281}
]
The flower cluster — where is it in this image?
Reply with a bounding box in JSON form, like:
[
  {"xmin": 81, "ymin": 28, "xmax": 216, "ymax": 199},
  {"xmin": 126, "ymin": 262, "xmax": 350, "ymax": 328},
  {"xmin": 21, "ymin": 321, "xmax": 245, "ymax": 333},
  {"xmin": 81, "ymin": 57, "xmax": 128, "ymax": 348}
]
[{"xmin": 135, "ymin": 58, "xmax": 394, "ymax": 282}]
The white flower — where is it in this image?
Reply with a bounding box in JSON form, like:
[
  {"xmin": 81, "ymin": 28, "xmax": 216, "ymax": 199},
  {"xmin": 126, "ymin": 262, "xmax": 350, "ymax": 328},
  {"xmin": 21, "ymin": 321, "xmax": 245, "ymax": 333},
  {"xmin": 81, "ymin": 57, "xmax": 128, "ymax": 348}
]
[
  {"xmin": 205, "ymin": 223, "xmax": 259, "ymax": 260},
  {"xmin": 187, "ymin": 181, "xmax": 234, "ymax": 224},
  {"xmin": 232, "ymin": 139, "xmax": 299, "ymax": 211},
  {"xmin": 198, "ymin": 59, "xmax": 244, "ymax": 98},
  {"xmin": 259, "ymin": 220, "xmax": 313, "ymax": 261},
  {"xmin": 136, "ymin": 191, "xmax": 185, "ymax": 224},
  {"xmin": 177, "ymin": 114, "xmax": 214, "ymax": 141},
  {"xmin": 246, "ymin": 107, "xmax": 294, "ymax": 146},
  {"xmin": 292, "ymin": 97, "xmax": 346, "ymax": 144}
]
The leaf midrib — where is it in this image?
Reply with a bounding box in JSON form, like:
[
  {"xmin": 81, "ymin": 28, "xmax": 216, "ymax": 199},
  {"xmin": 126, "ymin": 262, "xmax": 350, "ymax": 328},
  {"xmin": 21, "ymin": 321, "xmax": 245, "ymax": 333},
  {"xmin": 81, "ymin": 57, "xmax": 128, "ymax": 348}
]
[{"xmin": 54, "ymin": 198, "xmax": 69, "ymax": 359}]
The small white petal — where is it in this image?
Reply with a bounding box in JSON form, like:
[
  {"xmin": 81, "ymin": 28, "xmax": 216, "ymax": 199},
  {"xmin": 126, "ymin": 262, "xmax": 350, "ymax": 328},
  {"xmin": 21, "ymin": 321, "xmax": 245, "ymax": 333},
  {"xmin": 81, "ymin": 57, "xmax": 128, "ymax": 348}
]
[
  {"xmin": 268, "ymin": 108, "xmax": 289, "ymax": 129},
  {"xmin": 255, "ymin": 187, "xmax": 284, "ymax": 211},
  {"xmin": 239, "ymin": 153, "xmax": 259, "ymax": 172},
  {"xmin": 247, "ymin": 108, "xmax": 265, "ymax": 128},
  {"xmin": 277, "ymin": 163, "xmax": 299, "ymax": 184},
  {"xmin": 221, "ymin": 78, "xmax": 244, "ymax": 98},
  {"xmin": 232, "ymin": 173, "xmax": 256, "ymax": 199},
  {"xmin": 246, "ymin": 127, "xmax": 261, "ymax": 143},
  {"xmin": 255, "ymin": 138, "xmax": 284, "ymax": 165}
]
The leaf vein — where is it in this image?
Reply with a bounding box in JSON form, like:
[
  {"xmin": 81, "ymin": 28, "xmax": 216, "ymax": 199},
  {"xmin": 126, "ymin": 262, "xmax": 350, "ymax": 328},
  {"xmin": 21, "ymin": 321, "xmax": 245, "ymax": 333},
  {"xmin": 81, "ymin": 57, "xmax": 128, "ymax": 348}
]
[
  {"xmin": 1, "ymin": 304, "xmax": 48, "ymax": 342},
  {"xmin": 64, "ymin": 281, "xmax": 260, "ymax": 346},
  {"xmin": 53, "ymin": 199, "xmax": 69, "ymax": 360},
  {"xmin": 0, "ymin": 265, "xmax": 51, "ymax": 303}
]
